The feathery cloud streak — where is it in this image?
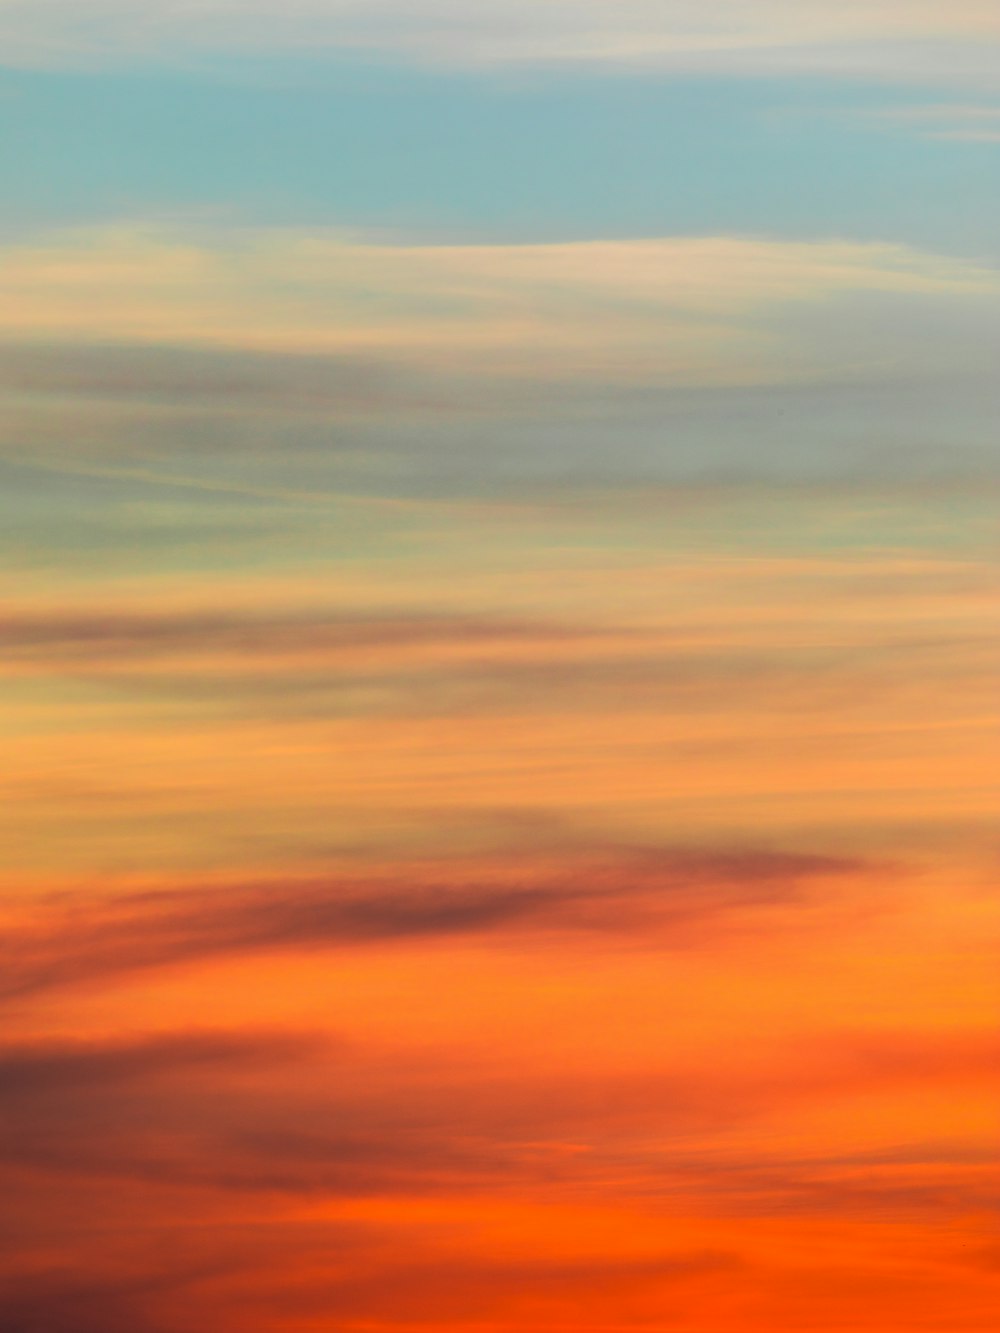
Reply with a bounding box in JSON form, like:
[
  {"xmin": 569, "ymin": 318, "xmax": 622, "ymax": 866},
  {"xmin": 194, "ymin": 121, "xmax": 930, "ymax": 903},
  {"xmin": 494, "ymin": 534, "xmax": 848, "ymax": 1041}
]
[
  {"xmin": 0, "ymin": 846, "xmax": 866, "ymax": 1002},
  {"xmin": 4, "ymin": 226, "xmax": 995, "ymax": 499},
  {"xmin": 3, "ymin": 229, "xmax": 994, "ymax": 385},
  {"xmin": 1, "ymin": 0, "xmax": 1000, "ymax": 82}
]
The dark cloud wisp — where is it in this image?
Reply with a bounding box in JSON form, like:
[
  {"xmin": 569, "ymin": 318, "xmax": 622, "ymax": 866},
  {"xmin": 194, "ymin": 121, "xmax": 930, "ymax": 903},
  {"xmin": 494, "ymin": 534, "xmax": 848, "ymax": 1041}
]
[{"xmin": 2, "ymin": 847, "xmax": 869, "ymax": 1004}]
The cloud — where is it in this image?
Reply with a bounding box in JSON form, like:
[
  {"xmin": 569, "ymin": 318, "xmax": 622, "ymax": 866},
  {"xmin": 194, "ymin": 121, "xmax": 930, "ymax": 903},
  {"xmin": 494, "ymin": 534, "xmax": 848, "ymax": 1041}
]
[
  {"xmin": 0, "ymin": 846, "xmax": 865, "ymax": 1003},
  {"xmin": 0, "ymin": 341, "xmax": 432, "ymax": 414},
  {"xmin": 0, "ymin": 0, "xmax": 998, "ymax": 83},
  {"xmin": 0, "ymin": 1021, "xmax": 710, "ymax": 1195},
  {"xmin": 0, "ymin": 605, "xmax": 609, "ymax": 666},
  {"xmin": 0, "ymin": 1028, "xmax": 326, "ymax": 1098},
  {"xmin": 1, "ymin": 227, "xmax": 996, "ymax": 499},
  {"xmin": 1, "ymin": 228, "xmax": 994, "ymax": 391},
  {"xmin": 0, "ymin": 1020, "xmax": 994, "ymax": 1209},
  {"xmin": 0, "ymin": 1025, "xmax": 521, "ymax": 1191},
  {"xmin": 615, "ymin": 1141, "xmax": 1000, "ymax": 1220},
  {"xmin": 874, "ymin": 101, "xmax": 1000, "ymax": 140},
  {"xmin": 0, "ymin": 1028, "xmax": 373, "ymax": 1194},
  {"xmin": 0, "ymin": 1021, "xmax": 993, "ymax": 1333},
  {"xmin": 0, "ymin": 1271, "xmax": 177, "ymax": 1333},
  {"xmin": 2, "ymin": 583, "xmax": 994, "ymax": 734}
]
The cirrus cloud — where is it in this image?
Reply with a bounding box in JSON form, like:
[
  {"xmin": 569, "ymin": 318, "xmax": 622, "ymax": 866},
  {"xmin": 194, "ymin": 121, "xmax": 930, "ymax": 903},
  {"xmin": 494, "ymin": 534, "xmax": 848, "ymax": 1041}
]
[
  {"xmin": 0, "ymin": 0, "xmax": 999, "ymax": 84},
  {"xmin": 1, "ymin": 227, "xmax": 996, "ymax": 393}
]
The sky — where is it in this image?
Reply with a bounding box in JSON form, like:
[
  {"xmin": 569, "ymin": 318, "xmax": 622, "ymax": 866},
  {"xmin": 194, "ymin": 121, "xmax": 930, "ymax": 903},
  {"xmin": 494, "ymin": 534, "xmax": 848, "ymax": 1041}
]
[{"xmin": 1, "ymin": 4, "xmax": 998, "ymax": 1332}]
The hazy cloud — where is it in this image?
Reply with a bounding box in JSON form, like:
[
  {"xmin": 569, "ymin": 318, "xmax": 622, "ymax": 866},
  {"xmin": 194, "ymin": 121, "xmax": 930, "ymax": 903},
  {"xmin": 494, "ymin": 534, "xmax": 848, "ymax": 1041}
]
[
  {"xmin": 2, "ymin": 228, "xmax": 995, "ymax": 501},
  {"xmin": 0, "ymin": 341, "xmax": 432, "ymax": 414},
  {"xmin": 871, "ymin": 101, "xmax": 1000, "ymax": 140},
  {"xmin": 2, "ymin": 229, "xmax": 994, "ymax": 389}
]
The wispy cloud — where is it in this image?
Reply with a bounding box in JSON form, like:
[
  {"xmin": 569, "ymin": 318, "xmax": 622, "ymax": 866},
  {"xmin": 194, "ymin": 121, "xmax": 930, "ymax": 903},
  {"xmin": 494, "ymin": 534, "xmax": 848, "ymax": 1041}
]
[
  {"xmin": 3, "ymin": 595, "xmax": 994, "ymax": 732},
  {"xmin": 1, "ymin": 0, "xmax": 999, "ymax": 83},
  {"xmin": 0, "ymin": 1028, "xmax": 325, "ymax": 1097},
  {"xmin": 1, "ymin": 1021, "xmax": 994, "ymax": 1203},
  {"xmin": 1, "ymin": 846, "xmax": 866, "ymax": 1002},
  {"xmin": 0, "ymin": 1015, "xmax": 996, "ymax": 1331},
  {"xmin": 0, "ymin": 341, "xmax": 432, "ymax": 414},
  {"xmin": 1, "ymin": 227, "xmax": 995, "ymax": 512},
  {"xmin": 874, "ymin": 101, "xmax": 1000, "ymax": 140},
  {"xmin": 0, "ymin": 605, "xmax": 610, "ymax": 665},
  {"xmin": 2, "ymin": 228, "xmax": 994, "ymax": 390}
]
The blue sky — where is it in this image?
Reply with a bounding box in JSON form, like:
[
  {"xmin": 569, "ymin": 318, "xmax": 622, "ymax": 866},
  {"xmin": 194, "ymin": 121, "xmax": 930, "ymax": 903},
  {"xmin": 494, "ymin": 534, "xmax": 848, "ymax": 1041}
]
[
  {"xmin": 3, "ymin": 61, "xmax": 998, "ymax": 258},
  {"xmin": 1, "ymin": 3, "xmax": 997, "ymax": 531}
]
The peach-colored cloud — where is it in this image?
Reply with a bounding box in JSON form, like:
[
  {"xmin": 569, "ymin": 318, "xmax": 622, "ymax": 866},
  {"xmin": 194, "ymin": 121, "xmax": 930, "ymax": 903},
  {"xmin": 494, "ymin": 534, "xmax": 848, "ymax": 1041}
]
[{"xmin": 1, "ymin": 228, "xmax": 995, "ymax": 389}]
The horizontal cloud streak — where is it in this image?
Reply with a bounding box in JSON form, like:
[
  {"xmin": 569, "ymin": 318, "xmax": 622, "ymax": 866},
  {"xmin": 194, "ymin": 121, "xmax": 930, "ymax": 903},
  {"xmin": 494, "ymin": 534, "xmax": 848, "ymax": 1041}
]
[
  {"xmin": 0, "ymin": 1029, "xmax": 326, "ymax": 1097},
  {"xmin": 2, "ymin": 229, "xmax": 994, "ymax": 387},
  {"xmin": 3, "ymin": 227, "xmax": 997, "ymax": 500},
  {"xmin": 1, "ymin": 0, "xmax": 999, "ymax": 84},
  {"xmin": 1, "ymin": 1021, "xmax": 995, "ymax": 1205},
  {"xmin": 0, "ymin": 606, "xmax": 616, "ymax": 665},
  {"xmin": 0, "ymin": 341, "xmax": 431, "ymax": 413},
  {"xmin": 1, "ymin": 847, "xmax": 866, "ymax": 1002}
]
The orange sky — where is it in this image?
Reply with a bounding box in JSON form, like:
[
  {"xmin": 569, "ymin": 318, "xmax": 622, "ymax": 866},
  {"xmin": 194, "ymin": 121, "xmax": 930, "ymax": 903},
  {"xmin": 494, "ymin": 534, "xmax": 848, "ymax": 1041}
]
[
  {"xmin": 2, "ymin": 479, "xmax": 998, "ymax": 1332},
  {"xmin": 1, "ymin": 12, "xmax": 999, "ymax": 1321}
]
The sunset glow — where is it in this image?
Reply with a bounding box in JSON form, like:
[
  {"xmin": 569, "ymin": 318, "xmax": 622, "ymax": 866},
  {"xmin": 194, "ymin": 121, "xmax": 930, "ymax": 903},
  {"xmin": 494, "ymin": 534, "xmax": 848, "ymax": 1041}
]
[{"xmin": 2, "ymin": 4, "xmax": 998, "ymax": 1330}]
